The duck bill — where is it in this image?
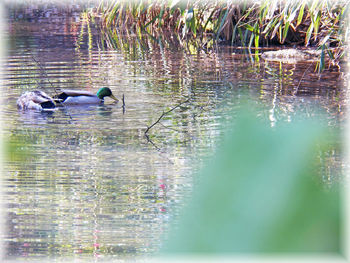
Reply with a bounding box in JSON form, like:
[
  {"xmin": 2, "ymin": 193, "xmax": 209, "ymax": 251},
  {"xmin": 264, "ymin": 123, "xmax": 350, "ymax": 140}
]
[{"xmin": 109, "ymin": 94, "xmax": 119, "ymax": 102}]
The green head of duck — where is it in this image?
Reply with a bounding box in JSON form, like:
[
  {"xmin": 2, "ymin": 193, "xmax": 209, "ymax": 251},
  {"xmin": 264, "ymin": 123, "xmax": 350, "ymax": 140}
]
[{"xmin": 96, "ymin": 87, "xmax": 119, "ymax": 102}]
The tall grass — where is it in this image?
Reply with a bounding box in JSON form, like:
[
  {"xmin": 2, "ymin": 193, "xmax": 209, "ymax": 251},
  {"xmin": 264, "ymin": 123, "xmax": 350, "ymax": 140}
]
[{"xmin": 93, "ymin": 0, "xmax": 348, "ymax": 68}]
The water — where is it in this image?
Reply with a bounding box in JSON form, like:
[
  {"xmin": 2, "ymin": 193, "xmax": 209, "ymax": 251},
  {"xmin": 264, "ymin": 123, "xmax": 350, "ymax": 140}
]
[{"xmin": 2, "ymin": 4, "xmax": 346, "ymax": 261}]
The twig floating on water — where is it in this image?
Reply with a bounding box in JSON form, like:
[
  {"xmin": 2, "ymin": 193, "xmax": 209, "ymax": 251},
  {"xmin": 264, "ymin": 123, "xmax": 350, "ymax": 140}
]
[
  {"xmin": 31, "ymin": 54, "xmax": 73, "ymax": 121},
  {"xmin": 144, "ymin": 98, "xmax": 191, "ymax": 164},
  {"xmin": 31, "ymin": 55, "xmax": 62, "ymax": 95},
  {"xmin": 294, "ymin": 64, "xmax": 313, "ymax": 96},
  {"xmin": 144, "ymin": 98, "xmax": 190, "ymax": 136},
  {"xmin": 122, "ymin": 94, "xmax": 125, "ymax": 114}
]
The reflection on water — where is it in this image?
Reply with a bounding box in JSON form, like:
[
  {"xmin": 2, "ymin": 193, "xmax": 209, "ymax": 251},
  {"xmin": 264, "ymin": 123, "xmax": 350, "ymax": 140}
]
[{"xmin": 2, "ymin": 3, "xmax": 346, "ymax": 261}]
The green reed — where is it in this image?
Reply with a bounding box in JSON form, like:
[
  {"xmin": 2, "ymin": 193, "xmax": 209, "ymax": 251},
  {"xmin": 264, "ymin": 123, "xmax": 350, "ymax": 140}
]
[{"xmin": 93, "ymin": 0, "xmax": 348, "ymax": 69}]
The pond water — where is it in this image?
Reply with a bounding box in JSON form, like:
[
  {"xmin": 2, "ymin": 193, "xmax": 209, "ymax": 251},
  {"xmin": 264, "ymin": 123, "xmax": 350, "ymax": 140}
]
[{"xmin": 1, "ymin": 4, "xmax": 346, "ymax": 262}]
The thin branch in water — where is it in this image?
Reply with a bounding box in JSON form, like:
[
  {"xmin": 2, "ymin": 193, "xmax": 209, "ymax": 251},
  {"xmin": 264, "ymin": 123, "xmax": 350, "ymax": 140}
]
[
  {"xmin": 144, "ymin": 134, "xmax": 175, "ymax": 164},
  {"xmin": 122, "ymin": 94, "xmax": 125, "ymax": 114},
  {"xmin": 31, "ymin": 54, "xmax": 73, "ymax": 121},
  {"xmin": 31, "ymin": 55, "xmax": 62, "ymax": 96},
  {"xmin": 144, "ymin": 98, "xmax": 192, "ymax": 164},
  {"xmin": 294, "ymin": 64, "xmax": 313, "ymax": 96},
  {"xmin": 144, "ymin": 98, "xmax": 190, "ymax": 136},
  {"xmin": 144, "ymin": 133, "xmax": 161, "ymax": 151}
]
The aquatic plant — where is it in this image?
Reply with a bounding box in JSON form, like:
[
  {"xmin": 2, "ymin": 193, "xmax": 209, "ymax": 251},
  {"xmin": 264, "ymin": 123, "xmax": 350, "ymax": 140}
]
[{"xmin": 93, "ymin": 0, "xmax": 348, "ymax": 70}]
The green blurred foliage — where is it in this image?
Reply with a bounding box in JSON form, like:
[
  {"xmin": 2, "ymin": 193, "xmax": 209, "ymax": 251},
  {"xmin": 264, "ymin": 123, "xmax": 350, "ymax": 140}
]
[
  {"xmin": 162, "ymin": 107, "xmax": 340, "ymax": 254},
  {"xmin": 4, "ymin": 134, "xmax": 30, "ymax": 163}
]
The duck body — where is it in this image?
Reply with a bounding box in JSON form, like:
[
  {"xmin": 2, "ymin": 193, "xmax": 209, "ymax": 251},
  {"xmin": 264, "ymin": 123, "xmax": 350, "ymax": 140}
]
[
  {"xmin": 17, "ymin": 90, "xmax": 56, "ymax": 111},
  {"xmin": 54, "ymin": 87, "xmax": 118, "ymax": 105},
  {"xmin": 54, "ymin": 90, "xmax": 102, "ymax": 105}
]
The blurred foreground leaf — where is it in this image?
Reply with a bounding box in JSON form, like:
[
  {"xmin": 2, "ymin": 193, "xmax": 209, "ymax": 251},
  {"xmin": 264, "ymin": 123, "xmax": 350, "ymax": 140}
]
[
  {"xmin": 162, "ymin": 109, "xmax": 340, "ymax": 254},
  {"xmin": 4, "ymin": 134, "xmax": 30, "ymax": 163}
]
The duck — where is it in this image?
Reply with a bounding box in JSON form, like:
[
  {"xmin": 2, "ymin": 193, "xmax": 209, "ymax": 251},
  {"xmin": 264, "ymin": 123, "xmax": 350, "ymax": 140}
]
[
  {"xmin": 17, "ymin": 90, "xmax": 56, "ymax": 111},
  {"xmin": 54, "ymin": 87, "xmax": 118, "ymax": 105}
]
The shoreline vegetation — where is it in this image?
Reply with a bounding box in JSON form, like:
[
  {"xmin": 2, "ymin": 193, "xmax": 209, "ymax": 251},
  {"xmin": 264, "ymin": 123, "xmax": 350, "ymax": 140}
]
[{"xmin": 90, "ymin": 0, "xmax": 348, "ymax": 72}]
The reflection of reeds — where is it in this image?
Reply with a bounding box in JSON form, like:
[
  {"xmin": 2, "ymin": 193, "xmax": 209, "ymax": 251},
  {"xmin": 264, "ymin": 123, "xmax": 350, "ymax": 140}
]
[{"xmin": 92, "ymin": 0, "xmax": 348, "ymax": 70}]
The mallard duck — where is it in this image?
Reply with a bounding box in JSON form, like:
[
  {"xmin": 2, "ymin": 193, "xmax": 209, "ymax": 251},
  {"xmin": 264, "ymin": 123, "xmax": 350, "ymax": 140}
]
[
  {"xmin": 54, "ymin": 87, "xmax": 118, "ymax": 105},
  {"xmin": 17, "ymin": 90, "xmax": 56, "ymax": 111}
]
